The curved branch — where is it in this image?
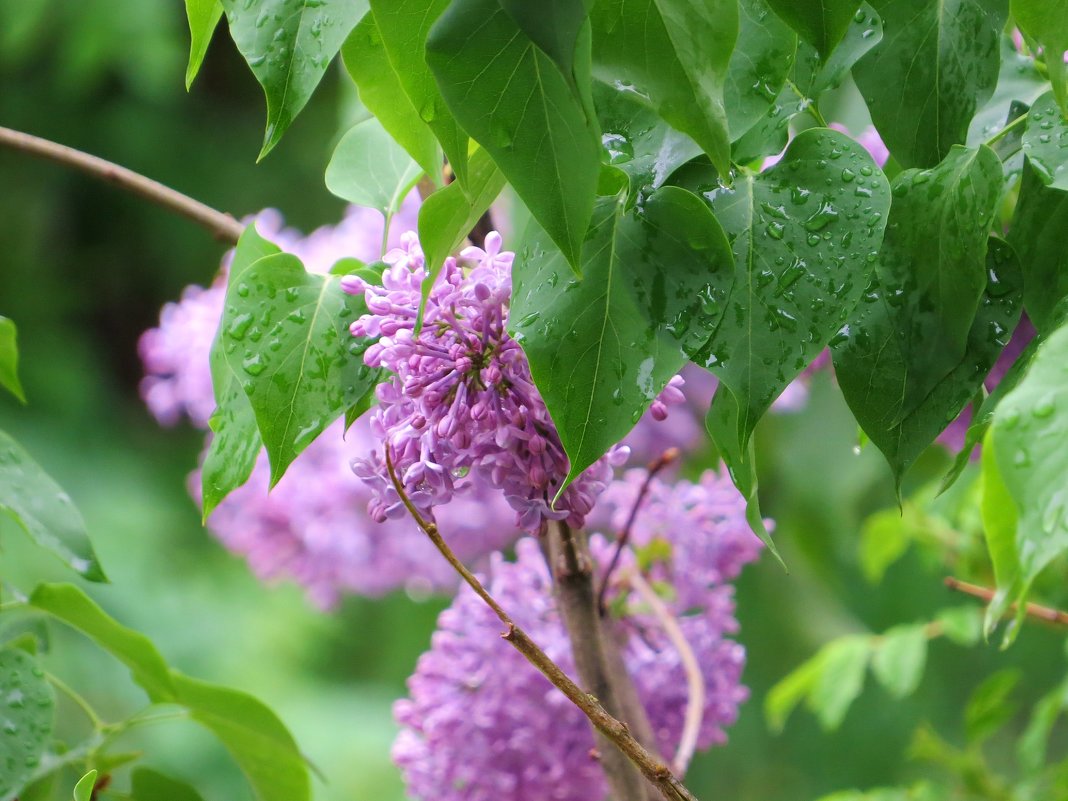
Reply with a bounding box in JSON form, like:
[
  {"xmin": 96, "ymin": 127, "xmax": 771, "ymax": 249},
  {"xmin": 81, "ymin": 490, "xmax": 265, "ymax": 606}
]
[{"xmin": 0, "ymin": 126, "xmax": 244, "ymax": 244}]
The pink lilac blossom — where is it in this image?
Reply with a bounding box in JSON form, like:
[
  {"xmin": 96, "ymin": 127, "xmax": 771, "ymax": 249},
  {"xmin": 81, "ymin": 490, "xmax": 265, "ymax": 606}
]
[
  {"xmin": 345, "ymin": 231, "xmax": 630, "ymax": 533},
  {"xmin": 393, "ymin": 469, "xmax": 761, "ymax": 801}
]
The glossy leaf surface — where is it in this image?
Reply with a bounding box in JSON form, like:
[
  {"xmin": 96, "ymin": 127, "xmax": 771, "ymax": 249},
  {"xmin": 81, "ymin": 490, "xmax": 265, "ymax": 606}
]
[
  {"xmin": 1009, "ymin": 163, "xmax": 1068, "ymax": 332},
  {"xmin": 765, "ymin": 0, "xmax": 861, "ymax": 57},
  {"xmin": 1022, "ymin": 91, "xmax": 1068, "ymax": 191},
  {"xmin": 511, "ymin": 187, "xmax": 734, "ymax": 494},
  {"xmin": 0, "ymin": 430, "xmax": 104, "ymax": 581},
  {"xmin": 0, "ymin": 648, "xmax": 53, "ymax": 800},
  {"xmin": 723, "ymin": 0, "xmax": 797, "ymax": 142},
  {"xmin": 498, "ymin": 0, "xmax": 594, "ymax": 81},
  {"xmin": 221, "ymin": 0, "xmax": 365, "ymax": 158},
  {"xmin": 1013, "ymin": 0, "xmax": 1068, "ymax": 112}
]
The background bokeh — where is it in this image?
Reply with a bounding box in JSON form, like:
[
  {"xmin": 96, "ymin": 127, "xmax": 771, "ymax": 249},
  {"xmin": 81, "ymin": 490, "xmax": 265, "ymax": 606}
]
[{"xmin": 2, "ymin": 3, "xmax": 1066, "ymax": 799}]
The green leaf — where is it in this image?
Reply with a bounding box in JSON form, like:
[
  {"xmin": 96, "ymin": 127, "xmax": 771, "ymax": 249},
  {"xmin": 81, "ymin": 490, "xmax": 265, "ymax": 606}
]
[
  {"xmin": 765, "ymin": 648, "xmax": 827, "ymax": 732},
  {"xmin": 201, "ymin": 226, "xmax": 281, "ymax": 517},
  {"xmin": 724, "ymin": 0, "xmax": 797, "ymax": 142},
  {"xmin": 0, "ymin": 648, "xmax": 54, "ymax": 800},
  {"xmin": 428, "ymin": 0, "xmax": 600, "ymax": 269},
  {"xmin": 1022, "ymin": 91, "xmax": 1068, "ymax": 190},
  {"xmin": 340, "ymin": 14, "xmax": 441, "ymax": 182},
  {"xmin": 966, "ymin": 669, "xmax": 1019, "ymax": 743},
  {"xmin": 935, "ymin": 606, "xmax": 983, "ymax": 646},
  {"xmin": 809, "ymin": 636, "xmax": 872, "ymax": 730},
  {"xmin": 1010, "ymin": 163, "xmax": 1068, "ymax": 332},
  {"xmin": 872, "ymin": 624, "xmax": 927, "ymax": 698},
  {"xmin": 791, "ymin": 3, "xmax": 885, "ymax": 100},
  {"xmin": 764, "ymin": 0, "xmax": 861, "ymax": 57},
  {"xmin": 0, "ymin": 316, "xmax": 26, "ymax": 404},
  {"xmin": 72, "ymin": 771, "xmax": 96, "ymax": 801},
  {"xmin": 854, "ymin": 0, "xmax": 1007, "ymax": 168},
  {"xmin": 29, "ymin": 583, "xmax": 175, "ymax": 702},
  {"xmin": 834, "ymin": 233, "xmax": 1021, "ymax": 486},
  {"xmin": 858, "ymin": 507, "xmax": 915, "ymax": 583},
  {"xmin": 967, "ymin": 36, "xmax": 1048, "ymax": 145},
  {"xmin": 0, "ymin": 430, "xmax": 104, "ymax": 581},
  {"xmin": 699, "ymin": 128, "xmax": 891, "ymax": 549},
  {"xmin": 369, "ymin": 0, "xmax": 469, "ymax": 187},
  {"xmin": 498, "ymin": 0, "xmax": 594, "ymax": 82},
  {"xmin": 131, "ymin": 768, "xmax": 206, "ymax": 801},
  {"xmin": 730, "ymin": 80, "xmax": 808, "ymax": 164},
  {"xmin": 217, "ymin": 251, "xmax": 379, "ymax": 485},
  {"xmin": 980, "ymin": 322, "xmax": 1068, "ymax": 633},
  {"xmin": 171, "ymin": 672, "xmax": 309, "ymax": 801},
  {"xmin": 184, "ymin": 0, "xmax": 222, "ymax": 89},
  {"xmin": 221, "ymin": 0, "xmax": 365, "ymax": 158},
  {"xmin": 590, "ymin": 0, "xmax": 738, "ymax": 177},
  {"xmin": 1013, "ymin": 0, "xmax": 1068, "ymax": 113},
  {"xmin": 325, "ymin": 117, "xmax": 422, "ymax": 220},
  {"xmin": 1017, "ymin": 676, "xmax": 1068, "ymax": 774},
  {"xmin": 418, "ymin": 147, "xmax": 505, "ymax": 291},
  {"xmin": 511, "ymin": 187, "xmax": 735, "ymax": 497}
]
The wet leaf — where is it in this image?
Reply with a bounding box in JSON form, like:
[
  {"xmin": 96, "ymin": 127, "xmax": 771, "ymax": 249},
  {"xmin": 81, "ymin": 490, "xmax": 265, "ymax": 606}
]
[
  {"xmin": 872, "ymin": 624, "xmax": 927, "ymax": 698},
  {"xmin": 854, "ymin": 0, "xmax": 1007, "ymax": 168},
  {"xmin": 428, "ymin": 0, "xmax": 600, "ymax": 269},
  {"xmin": 0, "ymin": 648, "xmax": 54, "ymax": 800},
  {"xmin": 511, "ymin": 187, "xmax": 734, "ymax": 496},
  {"xmin": 724, "ymin": 0, "xmax": 797, "ymax": 142},
  {"xmin": 184, "ymin": 0, "xmax": 222, "ymax": 89},
  {"xmin": 1022, "ymin": 91, "xmax": 1068, "ymax": 191},
  {"xmin": 0, "ymin": 316, "xmax": 26, "ymax": 404},
  {"xmin": 590, "ymin": 0, "xmax": 738, "ymax": 176},
  {"xmin": 325, "ymin": 116, "xmax": 422, "ymax": 220},
  {"xmin": 0, "ymin": 430, "xmax": 104, "ymax": 581},
  {"xmin": 221, "ymin": 0, "xmax": 365, "ymax": 158},
  {"xmin": 966, "ymin": 36, "xmax": 1047, "ymax": 146},
  {"xmin": 765, "ymin": 0, "xmax": 861, "ymax": 58},
  {"xmin": 1013, "ymin": 0, "xmax": 1068, "ymax": 114},
  {"xmin": 791, "ymin": 3, "xmax": 884, "ymax": 99},
  {"xmin": 1009, "ymin": 162, "xmax": 1068, "ymax": 332}
]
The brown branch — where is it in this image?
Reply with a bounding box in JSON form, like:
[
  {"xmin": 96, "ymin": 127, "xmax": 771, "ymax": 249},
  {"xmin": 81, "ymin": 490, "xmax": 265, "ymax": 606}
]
[
  {"xmin": 0, "ymin": 125, "xmax": 244, "ymax": 244},
  {"xmin": 944, "ymin": 577, "xmax": 1068, "ymax": 627},
  {"xmin": 383, "ymin": 449, "xmax": 698, "ymax": 801}
]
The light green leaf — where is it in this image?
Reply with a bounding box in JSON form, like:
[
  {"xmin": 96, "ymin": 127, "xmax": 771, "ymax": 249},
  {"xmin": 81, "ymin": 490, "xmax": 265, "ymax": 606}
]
[
  {"xmin": 340, "ymin": 14, "xmax": 441, "ymax": 182},
  {"xmin": 511, "ymin": 187, "xmax": 735, "ymax": 497},
  {"xmin": 936, "ymin": 606, "xmax": 983, "ymax": 646},
  {"xmin": 29, "ymin": 583, "xmax": 174, "ymax": 702},
  {"xmin": 369, "ymin": 0, "xmax": 469, "ymax": 187},
  {"xmin": 808, "ymin": 636, "xmax": 872, "ymax": 730},
  {"xmin": 966, "ymin": 668, "xmax": 1019, "ymax": 743},
  {"xmin": 724, "ymin": 0, "xmax": 797, "ymax": 142},
  {"xmin": 217, "ymin": 251, "xmax": 379, "ymax": 485},
  {"xmin": 1017, "ymin": 676, "xmax": 1068, "ymax": 774},
  {"xmin": 221, "ymin": 0, "xmax": 366, "ymax": 158},
  {"xmin": 765, "ymin": 0, "xmax": 861, "ymax": 57},
  {"xmin": 590, "ymin": 0, "xmax": 738, "ymax": 176},
  {"xmin": 428, "ymin": 0, "xmax": 600, "ymax": 269},
  {"xmin": 858, "ymin": 507, "xmax": 915, "ymax": 583},
  {"xmin": 325, "ymin": 117, "xmax": 422, "ymax": 220},
  {"xmin": 854, "ymin": 0, "xmax": 1007, "ymax": 168},
  {"xmin": 184, "ymin": 0, "xmax": 222, "ymax": 89},
  {"xmin": 872, "ymin": 624, "xmax": 928, "ymax": 698},
  {"xmin": 171, "ymin": 672, "xmax": 309, "ymax": 801},
  {"xmin": 1013, "ymin": 0, "xmax": 1068, "ymax": 113},
  {"xmin": 1022, "ymin": 91, "xmax": 1068, "ymax": 191},
  {"xmin": 498, "ymin": 0, "xmax": 594, "ymax": 82},
  {"xmin": 0, "ymin": 648, "xmax": 54, "ymax": 800},
  {"xmin": 131, "ymin": 768, "xmax": 206, "ymax": 801},
  {"xmin": 72, "ymin": 771, "xmax": 96, "ymax": 801},
  {"xmin": 765, "ymin": 648, "xmax": 828, "ymax": 732},
  {"xmin": 0, "ymin": 316, "xmax": 26, "ymax": 404},
  {"xmin": 0, "ymin": 430, "xmax": 104, "ymax": 581}
]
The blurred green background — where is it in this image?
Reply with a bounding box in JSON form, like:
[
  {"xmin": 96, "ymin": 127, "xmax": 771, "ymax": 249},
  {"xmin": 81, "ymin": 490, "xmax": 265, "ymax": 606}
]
[{"xmin": 2, "ymin": 3, "xmax": 1066, "ymax": 800}]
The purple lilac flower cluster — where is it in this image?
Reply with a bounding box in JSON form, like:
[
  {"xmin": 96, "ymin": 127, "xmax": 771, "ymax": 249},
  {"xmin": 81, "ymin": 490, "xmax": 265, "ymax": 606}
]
[
  {"xmin": 344, "ymin": 232, "xmax": 629, "ymax": 533},
  {"xmin": 394, "ymin": 469, "xmax": 761, "ymax": 801}
]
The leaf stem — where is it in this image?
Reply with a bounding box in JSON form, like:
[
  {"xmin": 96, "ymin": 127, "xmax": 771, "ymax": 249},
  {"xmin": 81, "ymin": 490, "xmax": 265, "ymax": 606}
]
[
  {"xmin": 45, "ymin": 671, "xmax": 105, "ymax": 731},
  {"xmin": 944, "ymin": 576, "xmax": 1068, "ymax": 626},
  {"xmin": 0, "ymin": 126, "xmax": 245, "ymax": 244},
  {"xmin": 383, "ymin": 448, "xmax": 699, "ymax": 801},
  {"xmin": 983, "ymin": 113, "xmax": 1028, "ymax": 148}
]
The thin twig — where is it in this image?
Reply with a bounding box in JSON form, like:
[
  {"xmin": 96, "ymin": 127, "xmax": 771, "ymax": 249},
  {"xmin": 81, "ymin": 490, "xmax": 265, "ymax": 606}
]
[
  {"xmin": 944, "ymin": 577, "xmax": 1068, "ymax": 627},
  {"xmin": 0, "ymin": 126, "xmax": 244, "ymax": 244},
  {"xmin": 383, "ymin": 448, "xmax": 699, "ymax": 801},
  {"xmin": 624, "ymin": 568, "xmax": 704, "ymax": 776},
  {"xmin": 598, "ymin": 448, "xmax": 680, "ymax": 613},
  {"xmin": 45, "ymin": 671, "xmax": 104, "ymax": 731}
]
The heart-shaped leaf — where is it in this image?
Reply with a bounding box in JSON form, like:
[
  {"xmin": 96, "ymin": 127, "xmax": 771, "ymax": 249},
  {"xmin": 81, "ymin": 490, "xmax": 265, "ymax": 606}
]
[{"xmin": 325, "ymin": 117, "xmax": 422, "ymax": 221}]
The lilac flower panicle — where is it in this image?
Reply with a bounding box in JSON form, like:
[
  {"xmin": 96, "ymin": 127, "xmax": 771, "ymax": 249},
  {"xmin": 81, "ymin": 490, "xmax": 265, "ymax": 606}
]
[
  {"xmin": 346, "ymin": 230, "xmax": 628, "ymax": 533},
  {"xmin": 394, "ymin": 470, "xmax": 762, "ymax": 801}
]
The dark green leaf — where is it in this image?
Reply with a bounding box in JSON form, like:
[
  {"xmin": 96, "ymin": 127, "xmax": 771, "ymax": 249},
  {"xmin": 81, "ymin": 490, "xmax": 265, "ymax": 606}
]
[
  {"xmin": 72, "ymin": 771, "xmax": 96, "ymax": 801},
  {"xmin": 428, "ymin": 0, "xmax": 600, "ymax": 268},
  {"xmin": 1023, "ymin": 91, "xmax": 1068, "ymax": 190},
  {"xmin": 29, "ymin": 583, "xmax": 174, "ymax": 702},
  {"xmin": 340, "ymin": 14, "xmax": 442, "ymax": 182},
  {"xmin": 724, "ymin": 0, "xmax": 797, "ymax": 142},
  {"xmin": 1010, "ymin": 163, "xmax": 1068, "ymax": 332},
  {"xmin": 980, "ymin": 321, "xmax": 1068, "ymax": 633},
  {"xmin": 0, "ymin": 430, "xmax": 104, "ymax": 581},
  {"xmin": 872, "ymin": 624, "xmax": 927, "ymax": 698},
  {"xmin": 700, "ymin": 128, "xmax": 891, "ymax": 550},
  {"xmin": 1013, "ymin": 0, "xmax": 1068, "ymax": 113},
  {"xmin": 590, "ymin": 0, "xmax": 738, "ymax": 176},
  {"xmin": 966, "ymin": 669, "xmax": 1019, "ymax": 743},
  {"xmin": 511, "ymin": 187, "xmax": 734, "ymax": 496},
  {"xmin": 834, "ymin": 234, "xmax": 1021, "ymax": 485},
  {"xmin": 131, "ymin": 769, "xmax": 206, "ymax": 801},
  {"xmin": 184, "ymin": 0, "xmax": 222, "ymax": 89},
  {"xmin": 0, "ymin": 316, "xmax": 26, "ymax": 404},
  {"xmin": 854, "ymin": 0, "xmax": 1007, "ymax": 168},
  {"xmin": 498, "ymin": 0, "xmax": 594, "ymax": 81},
  {"xmin": 171, "ymin": 672, "xmax": 309, "ymax": 801},
  {"xmin": 808, "ymin": 636, "xmax": 872, "ymax": 730},
  {"xmin": 792, "ymin": 3, "xmax": 884, "ymax": 99},
  {"xmin": 325, "ymin": 117, "xmax": 422, "ymax": 219},
  {"xmin": 217, "ymin": 251, "xmax": 379, "ymax": 485},
  {"xmin": 765, "ymin": 0, "xmax": 860, "ymax": 57},
  {"xmin": 221, "ymin": 0, "xmax": 365, "ymax": 158},
  {"xmin": 0, "ymin": 648, "xmax": 54, "ymax": 800},
  {"xmin": 369, "ymin": 0, "xmax": 469, "ymax": 187}
]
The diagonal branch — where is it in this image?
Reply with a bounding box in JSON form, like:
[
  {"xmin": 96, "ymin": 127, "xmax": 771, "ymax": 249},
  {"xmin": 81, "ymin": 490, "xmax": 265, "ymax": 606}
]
[
  {"xmin": 383, "ymin": 448, "xmax": 699, "ymax": 801},
  {"xmin": 944, "ymin": 576, "xmax": 1068, "ymax": 627},
  {"xmin": 0, "ymin": 125, "xmax": 244, "ymax": 244}
]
